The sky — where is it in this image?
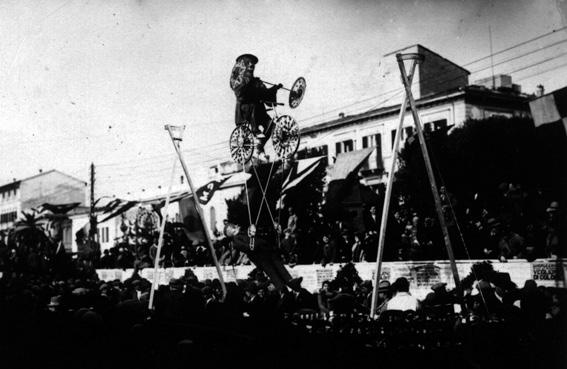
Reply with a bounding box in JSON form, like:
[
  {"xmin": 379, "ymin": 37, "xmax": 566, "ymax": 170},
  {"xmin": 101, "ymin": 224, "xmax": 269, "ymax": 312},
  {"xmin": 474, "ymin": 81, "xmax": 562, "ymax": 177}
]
[{"xmin": 0, "ymin": 0, "xmax": 566, "ymax": 198}]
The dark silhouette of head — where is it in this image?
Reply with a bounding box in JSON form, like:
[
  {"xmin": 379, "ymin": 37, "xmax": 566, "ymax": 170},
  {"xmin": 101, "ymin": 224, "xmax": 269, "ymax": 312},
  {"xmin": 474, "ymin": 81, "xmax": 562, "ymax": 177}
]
[{"xmin": 394, "ymin": 277, "xmax": 410, "ymax": 293}]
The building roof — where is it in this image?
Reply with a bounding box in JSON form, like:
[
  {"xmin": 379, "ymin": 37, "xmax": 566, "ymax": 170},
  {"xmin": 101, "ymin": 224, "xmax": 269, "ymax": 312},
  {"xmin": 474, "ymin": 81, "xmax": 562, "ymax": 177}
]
[
  {"xmin": 0, "ymin": 180, "xmax": 21, "ymax": 193},
  {"xmin": 300, "ymin": 85, "xmax": 530, "ymax": 136},
  {"xmin": 0, "ymin": 169, "xmax": 87, "ymax": 192},
  {"xmin": 383, "ymin": 44, "xmax": 470, "ymax": 75}
]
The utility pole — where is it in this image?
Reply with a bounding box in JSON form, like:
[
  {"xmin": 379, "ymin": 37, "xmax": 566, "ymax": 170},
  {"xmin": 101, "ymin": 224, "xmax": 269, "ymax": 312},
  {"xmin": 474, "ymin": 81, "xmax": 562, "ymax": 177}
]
[
  {"xmin": 489, "ymin": 25, "xmax": 495, "ymax": 90},
  {"xmin": 89, "ymin": 163, "xmax": 97, "ymax": 243}
]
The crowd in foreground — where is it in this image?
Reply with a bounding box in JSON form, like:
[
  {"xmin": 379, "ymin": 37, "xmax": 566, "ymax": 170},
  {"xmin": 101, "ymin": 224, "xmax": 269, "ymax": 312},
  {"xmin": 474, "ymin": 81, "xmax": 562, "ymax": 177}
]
[{"xmin": 1, "ymin": 256, "xmax": 566, "ymax": 368}]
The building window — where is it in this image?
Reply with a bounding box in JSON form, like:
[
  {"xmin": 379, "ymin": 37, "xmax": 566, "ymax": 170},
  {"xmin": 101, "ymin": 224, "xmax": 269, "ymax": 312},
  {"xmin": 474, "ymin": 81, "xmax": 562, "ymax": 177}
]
[
  {"xmin": 0, "ymin": 211, "xmax": 17, "ymax": 224},
  {"xmin": 98, "ymin": 227, "xmax": 110, "ymax": 243},
  {"xmin": 362, "ymin": 134, "xmax": 382, "ymax": 151},
  {"xmin": 391, "ymin": 129, "xmax": 399, "ymax": 149},
  {"xmin": 433, "ymin": 119, "xmax": 447, "ymax": 131},
  {"xmin": 297, "ymin": 145, "xmax": 328, "ymax": 160},
  {"xmin": 361, "ymin": 133, "xmax": 383, "ymax": 172},
  {"xmin": 102, "ymin": 227, "xmax": 109, "ymax": 243},
  {"xmin": 335, "ymin": 139, "xmax": 354, "ymax": 155},
  {"xmin": 424, "ymin": 122, "xmax": 432, "ymax": 133}
]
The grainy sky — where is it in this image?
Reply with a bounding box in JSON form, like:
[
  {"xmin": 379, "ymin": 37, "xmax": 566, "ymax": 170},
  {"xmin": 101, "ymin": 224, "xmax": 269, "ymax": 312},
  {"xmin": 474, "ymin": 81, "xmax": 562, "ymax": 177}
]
[{"xmin": 1, "ymin": 0, "xmax": 566, "ymax": 197}]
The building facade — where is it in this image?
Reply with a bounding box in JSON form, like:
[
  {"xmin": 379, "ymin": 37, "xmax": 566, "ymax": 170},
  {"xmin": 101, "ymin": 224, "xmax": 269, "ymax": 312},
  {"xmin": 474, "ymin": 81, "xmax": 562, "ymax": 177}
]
[
  {"xmin": 0, "ymin": 170, "xmax": 87, "ymax": 232},
  {"xmin": 298, "ymin": 44, "xmax": 532, "ymax": 187}
]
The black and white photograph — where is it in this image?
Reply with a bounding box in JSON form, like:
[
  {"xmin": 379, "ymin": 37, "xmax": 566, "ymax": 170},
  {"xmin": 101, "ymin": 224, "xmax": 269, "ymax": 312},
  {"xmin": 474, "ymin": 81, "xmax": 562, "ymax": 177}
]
[{"xmin": 0, "ymin": 1, "xmax": 566, "ymax": 368}]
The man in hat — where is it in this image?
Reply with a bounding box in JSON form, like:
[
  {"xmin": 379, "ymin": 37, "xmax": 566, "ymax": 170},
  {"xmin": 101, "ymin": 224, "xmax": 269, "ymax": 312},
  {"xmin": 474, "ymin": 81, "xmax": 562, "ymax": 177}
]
[
  {"xmin": 369, "ymin": 280, "xmax": 391, "ymax": 314},
  {"xmin": 224, "ymin": 223, "xmax": 302, "ymax": 291},
  {"xmin": 544, "ymin": 201, "xmax": 560, "ymax": 257},
  {"xmin": 230, "ymin": 54, "xmax": 282, "ymax": 152},
  {"xmin": 423, "ymin": 282, "xmax": 455, "ymax": 313}
]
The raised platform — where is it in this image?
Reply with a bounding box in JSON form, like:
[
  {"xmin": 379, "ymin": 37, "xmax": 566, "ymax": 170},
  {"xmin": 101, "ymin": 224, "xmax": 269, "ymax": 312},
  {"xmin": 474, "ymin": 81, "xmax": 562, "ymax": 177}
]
[{"xmin": 96, "ymin": 259, "xmax": 566, "ymax": 300}]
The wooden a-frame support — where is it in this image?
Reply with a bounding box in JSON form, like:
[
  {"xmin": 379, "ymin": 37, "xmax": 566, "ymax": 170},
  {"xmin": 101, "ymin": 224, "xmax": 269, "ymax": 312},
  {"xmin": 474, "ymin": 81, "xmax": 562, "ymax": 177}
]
[
  {"xmin": 370, "ymin": 53, "xmax": 463, "ymax": 317},
  {"xmin": 148, "ymin": 125, "xmax": 227, "ymax": 310}
]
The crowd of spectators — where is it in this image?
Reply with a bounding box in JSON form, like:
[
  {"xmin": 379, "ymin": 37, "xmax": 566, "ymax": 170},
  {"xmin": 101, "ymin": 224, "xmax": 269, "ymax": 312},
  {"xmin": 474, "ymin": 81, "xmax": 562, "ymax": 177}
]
[
  {"xmin": 262, "ymin": 183, "xmax": 563, "ymax": 266},
  {"xmin": 0, "ymin": 180, "xmax": 561, "ymax": 275},
  {"xmin": 1, "ymin": 256, "xmax": 565, "ymax": 368},
  {"xmin": 206, "ymin": 183, "xmax": 561, "ymax": 268}
]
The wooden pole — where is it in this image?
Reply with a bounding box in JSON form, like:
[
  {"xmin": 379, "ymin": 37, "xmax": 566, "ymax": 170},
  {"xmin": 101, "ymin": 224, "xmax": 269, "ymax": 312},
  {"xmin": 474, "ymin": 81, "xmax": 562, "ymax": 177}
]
[
  {"xmin": 89, "ymin": 163, "xmax": 97, "ymax": 243},
  {"xmin": 148, "ymin": 158, "xmax": 177, "ymax": 310},
  {"xmin": 396, "ymin": 53, "xmax": 462, "ymax": 297},
  {"xmin": 165, "ymin": 125, "xmax": 227, "ymax": 300},
  {"xmin": 370, "ymin": 58, "xmax": 418, "ymax": 317}
]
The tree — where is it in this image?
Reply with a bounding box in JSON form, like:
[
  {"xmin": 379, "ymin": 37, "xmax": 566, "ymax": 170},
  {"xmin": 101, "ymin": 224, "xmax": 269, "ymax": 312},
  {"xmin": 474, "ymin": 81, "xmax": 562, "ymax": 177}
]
[
  {"xmin": 12, "ymin": 209, "xmax": 49, "ymax": 248},
  {"xmin": 395, "ymin": 116, "xmax": 542, "ymax": 217}
]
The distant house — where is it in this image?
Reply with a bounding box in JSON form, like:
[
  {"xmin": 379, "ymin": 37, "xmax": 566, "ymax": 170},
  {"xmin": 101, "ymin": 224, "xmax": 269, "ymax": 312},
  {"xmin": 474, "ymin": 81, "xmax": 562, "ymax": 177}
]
[
  {"xmin": 67, "ymin": 206, "xmax": 124, "ymax": 253},
  {"xmin": 0, "ymin": 170, "xmax": 87, "ymax": 232}
]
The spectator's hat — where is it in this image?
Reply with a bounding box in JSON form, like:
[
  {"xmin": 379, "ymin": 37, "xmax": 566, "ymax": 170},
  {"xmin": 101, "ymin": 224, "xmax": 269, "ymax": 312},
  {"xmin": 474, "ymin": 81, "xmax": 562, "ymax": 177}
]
[
  {"xmin": 546, "ymin": 201, "xmax": 559, "ymax": 213},
  {"xmin": 236, "ymin": 54, "xmax": 258, "ymax": 64},
  {"xmin": 72, "ymin": 287, "xmax": 88, "ymax": 295},
  {"xmin": 431, "ymin": 282, "xmax": 447, "ymax": 291},
  {"xmin": 378, "ymin": 280, "xmax": 391, "ymax": 293},
  {"xmin": 48, "ymin": 295, "xmax": 61, "ymax": 307},
  {"xmin": 169, "ymin": 278, "xmax": 183, "ymax": 288}
]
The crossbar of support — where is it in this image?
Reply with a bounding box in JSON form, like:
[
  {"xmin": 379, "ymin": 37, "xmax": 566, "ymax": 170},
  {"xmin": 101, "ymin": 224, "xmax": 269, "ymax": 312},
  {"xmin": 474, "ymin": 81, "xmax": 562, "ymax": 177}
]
[{"xmin": 165, "ymin": 125, "xmax": 227, "ymax": 300}]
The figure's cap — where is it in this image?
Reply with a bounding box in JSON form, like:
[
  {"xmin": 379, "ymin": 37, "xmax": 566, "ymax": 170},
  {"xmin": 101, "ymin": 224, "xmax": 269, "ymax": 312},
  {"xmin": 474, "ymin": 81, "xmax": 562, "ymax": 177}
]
[{"xmin": 236, "ymin": 54, "xmax": 258, "ymax": 64}]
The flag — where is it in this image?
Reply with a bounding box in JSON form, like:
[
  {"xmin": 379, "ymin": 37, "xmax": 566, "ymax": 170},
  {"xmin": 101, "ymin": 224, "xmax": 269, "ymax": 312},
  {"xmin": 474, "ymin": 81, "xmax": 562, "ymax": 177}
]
[
  {"xmin": 529, "ymin": 86, "xmax": 567, "ymax": 135},
  {"xmin": 195, "ymin": 176, "xmax": 231, "ymax": 205},
  {"xmin": 38, "ymin": 202, "xmax": 81, "ymax": 215},
  {"xmin": 150, "ymin": 176, "xmax": 232, "ymax": 209},
  {"xmin": 277, "ymin": 157, "xmax": 324, "ymax": 208},
  {"xmin": 98, "ymin": 199, "xmax": 139, "ymax": 223}
]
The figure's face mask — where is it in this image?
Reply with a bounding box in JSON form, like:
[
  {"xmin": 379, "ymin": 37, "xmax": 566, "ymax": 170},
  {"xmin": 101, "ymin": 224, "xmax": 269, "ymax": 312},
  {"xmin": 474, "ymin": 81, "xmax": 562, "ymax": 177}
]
[
  {"xmin": 241, "ymin": 57, "xmax": 255, "ymax": 76},
  {"xmin": 230, "ymin": 57, "xmax": 256, "ymax": 91}
]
